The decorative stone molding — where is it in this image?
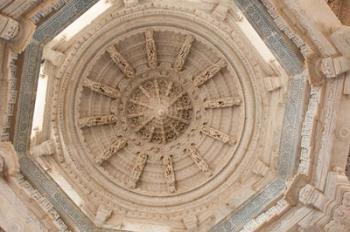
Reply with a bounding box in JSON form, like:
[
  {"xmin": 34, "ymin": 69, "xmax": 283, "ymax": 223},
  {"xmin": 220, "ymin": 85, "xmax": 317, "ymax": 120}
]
[
  {"xmin": 1, "ymin": 50, "xmax": 18, "ymax": 141},
  {"xmin": 277, "ymin": 0, "xmax": 339, "ymax": 57},
  {"xmin": 298, "ymin": 87, "xmax": 320, "ymax": 175},
  {"xmin": 15, "ymin": 174, "xmax": 70, "ymax": 232},
  {"xmin": 0, "ymin": 0, "xmax": 41, "ymax": 19},
  {"xmin": 239, "ymin": 199, "xmax": 289, "ymax": 232},
  {"xmin": 0, "ymin": 175, "xmax": 52, "ymax": 232},
  {"xmin": 260, "ymin": 0, "xmax": 311, "ymax": 56},
  {"xmin": 27, "ymin": 0, "xmax": 70, "ymax": 24}
]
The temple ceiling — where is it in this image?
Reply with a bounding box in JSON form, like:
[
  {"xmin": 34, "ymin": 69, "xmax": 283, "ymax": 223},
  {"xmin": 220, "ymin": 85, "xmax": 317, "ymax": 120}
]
[
  {"xmin": 31, "ymin": 1, "xmax": 295, "ymax": 230},
  {"xmin": 1, "ymin": 0, "xmax": 350, "ymax": 232}
]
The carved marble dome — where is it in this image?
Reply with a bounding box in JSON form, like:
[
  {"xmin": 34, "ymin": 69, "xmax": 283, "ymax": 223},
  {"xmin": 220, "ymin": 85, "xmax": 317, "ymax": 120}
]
[
  {"xmin": 50, "ymin": 2, "xmax": 285, "ymax": 228},
  {"xmin": 4, "ymin": 0, "xmax": 350, "ymax": 232}
]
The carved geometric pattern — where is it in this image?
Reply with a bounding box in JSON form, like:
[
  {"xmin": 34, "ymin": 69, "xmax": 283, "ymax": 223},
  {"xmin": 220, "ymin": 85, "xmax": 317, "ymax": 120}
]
[
  {"xmin": 10, "ymin": 1, "xmax": 310, "ymax": 229},
  {"xmin": 48, "ymin": 5, "xmax": 273, "ymax": 227},
  {"xmin": 126, "ymin": 78, "xmax": 193, "ymax": 144},
  {"xmin": 70, "ymin": 26, "xmax": 247, "ymax": 202}
]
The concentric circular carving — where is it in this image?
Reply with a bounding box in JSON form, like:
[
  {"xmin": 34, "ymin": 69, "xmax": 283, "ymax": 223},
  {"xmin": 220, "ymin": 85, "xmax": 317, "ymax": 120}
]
[
  {"xmin": 126, "ymin": 78, "xmax": 193, "ymax": 144},
  {"xmin": 73, "ymin": 25, "xmax": 248, "ymax": 198},
  {"xmin": 53, "ymin": 3, "xmax": 268, "ymax": 225}
]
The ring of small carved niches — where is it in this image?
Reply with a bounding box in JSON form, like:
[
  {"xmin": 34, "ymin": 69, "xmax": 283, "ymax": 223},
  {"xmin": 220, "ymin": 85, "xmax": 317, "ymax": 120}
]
[{"xmin": 125, "ymin": 78, "xmax": 193, "ymax": 144}]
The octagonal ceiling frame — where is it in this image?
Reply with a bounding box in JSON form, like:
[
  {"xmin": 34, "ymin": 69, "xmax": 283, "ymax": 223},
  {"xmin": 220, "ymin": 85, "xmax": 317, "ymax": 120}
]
[
  {"xmin": 211, "ymin": 1, "xmax": 307, "ymax": 231},
  {"xmin": 11, "ymin": 0, "xmax": 307, "ymax": 231}
]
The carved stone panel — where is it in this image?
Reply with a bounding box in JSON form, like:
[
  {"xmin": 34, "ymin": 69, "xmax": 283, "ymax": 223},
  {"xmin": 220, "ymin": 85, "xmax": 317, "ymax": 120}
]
[{"xmin": 43, "ymin": 2, "xmax": 288, "ymax": 230}]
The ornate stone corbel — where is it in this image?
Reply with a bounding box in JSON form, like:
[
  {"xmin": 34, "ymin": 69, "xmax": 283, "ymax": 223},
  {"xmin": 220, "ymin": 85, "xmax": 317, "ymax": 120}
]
[
  {"xmin": 306, "ymin": 54, "xmax": 350, "ymax": 85},
  {"xmin": 299, "ymin": 184, "xmax": 327, "ymax": 211},
  {"xmin": 211, "ymin": 0, "xmax": 242, "ymax": 22},
  {"xmin": 296, "ymin": 172, "xmax": 350, "ymax": 230},
  {"xmin": 30, "ymin": 140, "xmax": 56, "ymax": 158},
  {"xmin": 263, "ymin": 76, "xmax": 282, "ymax": 92},
  {"xmin": 95, "ymin": 204, "xmax": 113, "ymax": 226},
  {"xmin": 8, "ymin": 18, "xmax": 36, "ymax": 53},
  {"xmin": 212, "ymin": 3, "xmax": 230, "ymax": 21},
  {"xmin": 252, "ymin": 159, "xmax": 269, "ymax": 177},
  {"xmin": 42, "ymin": 46, "xmax": 65, "ymax": 67},
  {"xmin": 320, "ymin": 56, "xmax": 350, "ymax": 79},
  {"xmin": 0, "ymin": 14, "xmax": 19, "ymax": 40},
  {"xmin": 123, "ymin": 0, "xmax": 139, "ymax": 7},
  {"xmin": 183, "ymin": 214, "xmax": 199, "ymax": 231}
]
